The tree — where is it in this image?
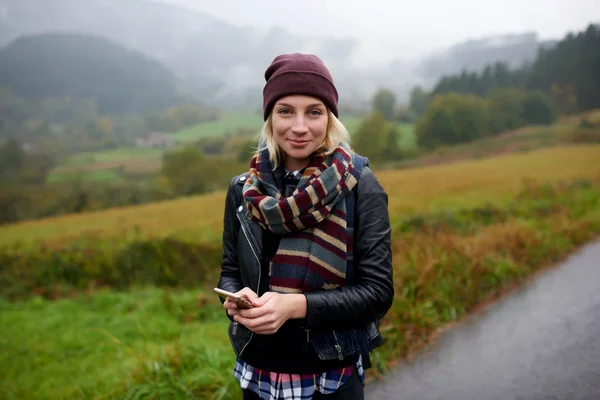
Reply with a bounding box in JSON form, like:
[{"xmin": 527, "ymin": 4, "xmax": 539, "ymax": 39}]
[
  {"xmin": 408, "ymin": 86, "xmax": 430, "ymax": 118},
  {"xmin": 381, "ymin": 126, "xmax": 402, "ymax": 160},
  {"xmin": 486, "ymin": 88, "xmax": 526, "ymax": 134},
  {"xmin": 352, "ymin": 112, "xmax": 390, "ymax": 161},
  {"xmin": 415, "ymin": 105, "xmax": 454, "ymax": 149},
  {"xmin": 0, "ymin": 138, "xmax": 25, "ymax": 184},
  {"xmin": 161, "ymin": 146, "xmax": 208, "ymax": 195},
  {"xmin": 371, "ymin": 89, "xmax": 396, "ymax": 121},
  {"xmin": 431, "ymin": 23, "xmax": 600, "ymax": 114},
  {"xmin": 0, "ymin": 138, "xmax": 56, "ymax": 185},
  {"xmin": 522, "ymin": 90, "xmax": 556, "ymax": 125},
  {"xmin": 529, "ymin": 24, "xmax": 600, "ymax": 112},
  {"xmin": 550, "ymin": 83, "xmax": 578, "ymax": 115},
  {"xmin": 416, "ymin": 93, "xmax": 489, "ymax": 148}
]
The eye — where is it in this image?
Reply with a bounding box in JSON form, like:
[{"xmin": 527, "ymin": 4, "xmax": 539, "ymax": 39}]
[
  {"xmin": 277, "ymin": 108, "xmax": 292, "ymax": 115},
  {"xmin": 308, "ymin": 109, "xmax": 323, "ymax": 117}
]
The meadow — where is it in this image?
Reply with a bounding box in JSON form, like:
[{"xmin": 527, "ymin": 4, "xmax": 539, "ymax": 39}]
[
  {"xmin": 45, "ymin": 114, "xmax": 416, "ymax": 184},
  {"xmin": 1, "ymin": 142, "xmax": 600, "ymax": 399},
  {"xmin": 6, "ymin": 145, "xmax": 598, "ymax": 249},
  {"xmin": 169, "ymin": 112, "xmax": 263, "ymax": 142}
]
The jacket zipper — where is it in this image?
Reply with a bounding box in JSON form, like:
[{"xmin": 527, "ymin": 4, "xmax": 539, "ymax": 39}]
[
  {"xmin": 235, "ymin": 206, "xmax": 262, "ymax": 356},
  {"xmin": 332, "ymin": 330, "xmax": 344, "ymax": 361}
]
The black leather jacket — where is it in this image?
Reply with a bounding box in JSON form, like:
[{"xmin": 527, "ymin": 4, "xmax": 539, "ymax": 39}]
[{"xmin": 217, "ymin": 166, "xmax": 394, "ymax": 363}]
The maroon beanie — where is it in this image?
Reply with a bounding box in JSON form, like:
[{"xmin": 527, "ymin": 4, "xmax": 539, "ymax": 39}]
[{"xmin": 262, "ymin": 53, "xmax": 339, "ymax": 121}]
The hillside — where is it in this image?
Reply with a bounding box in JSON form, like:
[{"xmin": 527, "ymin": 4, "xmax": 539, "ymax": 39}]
[
  {"xmin": 0, "ymin": 0, "xmax": 357, "ymax": 108},
  {"xmin": 417, "ymin": 32, "xmax": 556, "ymax": 83},
  {"xmin": 1, "ymin": 144, "xmax": 599, "ymax": 249},
  {"xmin": 0, "ymin": 32, "xmax": 183, "ymax": 114},
  {"xmin": 391, "ymin": 109, "xmax": 600, "ymax": 170}
]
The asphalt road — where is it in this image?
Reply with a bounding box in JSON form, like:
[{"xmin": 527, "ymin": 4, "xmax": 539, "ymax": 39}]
[{"xmin": 366, "ymin": 239, "xmax": 600, "ymax": 400}]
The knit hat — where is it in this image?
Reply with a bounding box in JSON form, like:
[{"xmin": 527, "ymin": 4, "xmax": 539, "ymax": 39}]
[{"xmin": 262, "ymin": 53, "xmax": 339, "ymax": 121}]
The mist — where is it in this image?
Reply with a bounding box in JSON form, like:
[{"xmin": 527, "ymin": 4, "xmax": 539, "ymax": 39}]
[
  {"xmin": 0, "ymin": 0, "xmax": 597, "ymax": 108},
  {"xmin": 165, "ymin": 0, "xmax": 599, "ymax": 62}
]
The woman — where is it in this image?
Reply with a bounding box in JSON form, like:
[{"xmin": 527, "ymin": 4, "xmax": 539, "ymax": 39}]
[{"xmin": 217, "ymin": 53, "xmax": 394, "ymax": 400}]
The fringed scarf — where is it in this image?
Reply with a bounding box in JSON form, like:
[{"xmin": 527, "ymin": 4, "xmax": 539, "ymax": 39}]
[{"xmin": 242, "ymin": 143, "xmax": 373, "ymax": 358}]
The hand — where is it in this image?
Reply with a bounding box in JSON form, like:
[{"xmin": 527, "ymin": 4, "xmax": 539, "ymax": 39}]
[
  {"xmin": 222, "ymin": 287, "xmax": 258, "ymax": 317},
  {"xmin": 234, "ymin": 292, "xmax": 307, "ymax": 335}
]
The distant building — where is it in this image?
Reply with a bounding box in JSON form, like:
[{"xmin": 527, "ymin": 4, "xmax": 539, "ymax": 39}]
[
  {"xmin": 20, "ymin": 142, "xmax": 34, "ymax": 152},
  {"xmin": 135, "ymin": 132, "xmax": 174, "ymax": 148}
]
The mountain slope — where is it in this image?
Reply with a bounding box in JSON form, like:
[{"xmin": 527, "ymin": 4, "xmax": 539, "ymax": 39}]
[
  {"xmin": 416, "ymin": 32, "xmax": 558, "ymax": 84},
  {"xmin": 0, "ymin": 32, "xmax": 183, "ymax": 114}
]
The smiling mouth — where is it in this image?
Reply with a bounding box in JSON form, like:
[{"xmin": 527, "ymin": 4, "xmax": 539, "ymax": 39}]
[{"xmin": 289, "ymin": 140, "xmax": 309, "ymax": 145}]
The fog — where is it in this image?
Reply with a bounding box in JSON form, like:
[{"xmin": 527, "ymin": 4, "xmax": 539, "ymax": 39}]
[
  {"xmin": 1, "ymin": 0, "xmax": 598, "ymax": 106},
  {"xmin": 165, "ymin": 0, "xmax": 600, "ymax": 64}
]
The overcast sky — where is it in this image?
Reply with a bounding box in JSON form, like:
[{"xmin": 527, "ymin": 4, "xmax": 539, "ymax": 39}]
[{"xmin": 165, "ymin": 0, "xmax": 599, "ymax": 56}]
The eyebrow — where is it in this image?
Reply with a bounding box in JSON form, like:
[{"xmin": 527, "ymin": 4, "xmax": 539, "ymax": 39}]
[{"xmin": 276, "ymin": 102, "xmax": 325, "ymax": 109}]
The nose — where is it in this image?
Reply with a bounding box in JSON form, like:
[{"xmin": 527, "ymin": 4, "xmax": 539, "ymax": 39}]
[{"xmin": 291, "ymin": 115, "xmax": 309, "ymax": 135}]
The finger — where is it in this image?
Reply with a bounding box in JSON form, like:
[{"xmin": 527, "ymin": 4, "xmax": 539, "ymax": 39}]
[
  {"xmin": 223, "ymin": 300, "xmax": 237, "ymax": 310},
  {"xmin": 227, "ymin": 309, "xmax": 236, "ymax": 317},
  {"xmin": 235, "ymin": 314, "xmax": 275, "ymax": 330},
  {"xmin": 237, "ymin": 304, "xmax": 272, "ymax": 319},
  {"xmin": 238, "ymin": 288, "xmax": 259, "ymax": 301},
  {"xmin": 225, "ymin": 298, "xmax": 238, "ymax": 307},
  {"xmin": 252, "ymin": 292, "xmax": 272, "ymax": 307}
]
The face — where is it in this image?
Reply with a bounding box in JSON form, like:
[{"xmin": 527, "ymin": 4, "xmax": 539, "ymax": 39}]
[{"xmin": 271, "ymin": 95, "xmax": 328, "ymax": 171}]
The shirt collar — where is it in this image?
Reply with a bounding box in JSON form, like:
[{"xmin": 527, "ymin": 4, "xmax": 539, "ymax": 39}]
[{"xmin": 284, "ymin": 167, "xmax": 306, "ymax": 180}]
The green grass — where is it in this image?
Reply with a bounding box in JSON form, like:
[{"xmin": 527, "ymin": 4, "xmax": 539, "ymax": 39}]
[
  {"xmin": 170, "ymin": 112, "xmax": 263, "ymax": 143},
  {"xmin": 342, "ymin": 117, "xmax": 416, "ymax": 150},
  {"xmin": 46, "ymin": 168, "xmax": 125, "ymax": 184},
  {"xmin": 5, "ymin": 145, "xmax": 597, "ymax": 250},
  {"xmin": 2, "ymin": 177, "xmax": 600, "ymax": 399},
  {"xmin": 396, "ymin": 122, "xmax": 416, "ymax": 149},
  {"xmin": 54, "ymin": 114, "xmax": 414, "ymax": 185},
  {"xmin": 65, "ymin": 148, "xmax": 164, "ymax": 166},
  {"xmin": 0, "ymin": 288, "xmax": 236, "ymax": 400},
  {"xmin": 339, "ymin": 116, "xmax": 363, "ymax": 134}
]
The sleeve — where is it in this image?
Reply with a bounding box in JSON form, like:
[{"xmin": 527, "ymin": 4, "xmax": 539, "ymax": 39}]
[
  {"xmin": 303, "ymin": 167, "xmax": 394, "ymax": 329},
  {"xmin": 217, "ymin": 176, "xmax": 244, "ymax": 301}
]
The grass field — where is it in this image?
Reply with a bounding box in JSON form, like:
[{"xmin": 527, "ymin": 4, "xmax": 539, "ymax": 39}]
[
  {"xmin": 0, "ymin": 288, "xmax": 235, "ymax": 399},
  {"xmin": 46, "ymin": 168, "xmax": 125, "ymax": 184},
  {"xmin": 47, "ymin": 113, "xmax": 415, "ymax": 184},
  {"xmin": 2, "ymin": 142, "xmax": 600, "ymax": 399},
  {"xmin": 342, "ymin": 118, "xmax": 416, "ymax": 149},
  {"xmin": 46, "ymin": 148, "xmax": 165, "ymax": 183},
  {"xmin": 391, "ymin": 111, "xmax": 600, "ymax": 170},
  {"xmin": 3, "ymin": 145, "xmax": 600, "ymax": 249},
  {"xmin": 65, "ymin": 148, "xmax": 165, "ymax": 166},
  {"xmin": 170, "ymin": 112, "xmax": 263, "ymax": 143}
]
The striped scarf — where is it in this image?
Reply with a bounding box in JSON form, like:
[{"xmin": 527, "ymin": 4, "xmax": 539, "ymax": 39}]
[{"xmin": 242, "ymin": 143, "xmax": 362, "ymax": 293}]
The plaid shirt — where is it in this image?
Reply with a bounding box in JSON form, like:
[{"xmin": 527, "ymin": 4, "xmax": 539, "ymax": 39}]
[{"xmin": 233, "ymin": 355, "xmax": 365, "ymax": 400}]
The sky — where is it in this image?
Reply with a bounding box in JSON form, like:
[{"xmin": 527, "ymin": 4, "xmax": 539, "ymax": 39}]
[{"xmin": 165, "ymin": 0, "xmax": 599, "ymax": 57}]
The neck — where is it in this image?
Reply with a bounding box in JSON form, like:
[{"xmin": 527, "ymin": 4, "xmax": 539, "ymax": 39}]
[{"xmin": 283, "ymin": 156, "xmax": 309, "ymax": 172}]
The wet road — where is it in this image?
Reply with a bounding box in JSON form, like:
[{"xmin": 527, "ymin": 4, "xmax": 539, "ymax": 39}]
[{"xmin": 366, "ymin": 239, "xmax": 600, "ymax": 400}]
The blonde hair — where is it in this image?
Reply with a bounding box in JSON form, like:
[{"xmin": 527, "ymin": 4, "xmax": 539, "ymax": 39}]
[{"xmin": 256, "ymin": 109, "xmax": 351, "ymax": 168}]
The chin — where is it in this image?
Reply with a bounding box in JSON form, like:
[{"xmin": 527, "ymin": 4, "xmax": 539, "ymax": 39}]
[{"xmin": 286, "ymin": 148, "xmax": 313, "ymax": 159}]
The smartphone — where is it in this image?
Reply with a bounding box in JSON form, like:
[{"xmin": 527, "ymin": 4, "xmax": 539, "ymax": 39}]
[{"xmin": 213, "ymin": 288, "xmax": 255, "ymax": 309}]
